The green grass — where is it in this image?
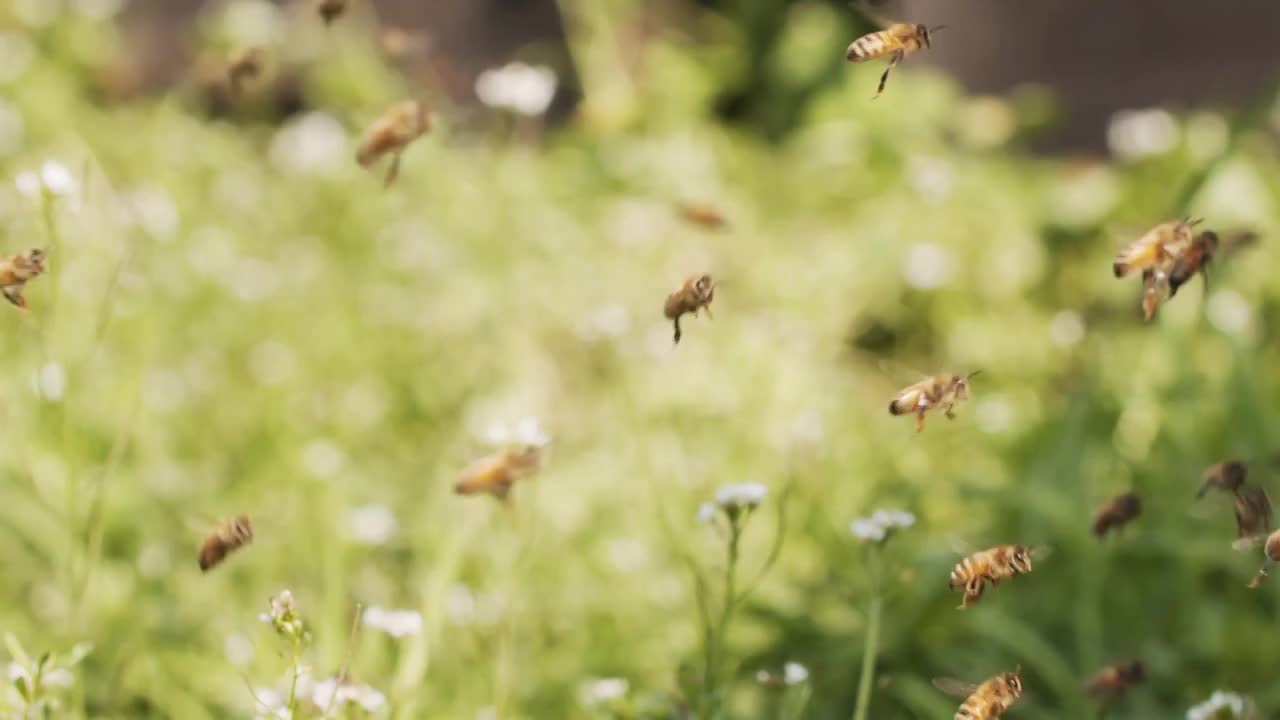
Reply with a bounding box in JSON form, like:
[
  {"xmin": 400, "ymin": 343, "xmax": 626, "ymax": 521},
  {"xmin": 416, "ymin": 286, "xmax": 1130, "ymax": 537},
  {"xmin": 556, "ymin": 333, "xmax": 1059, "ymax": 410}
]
[{"xmin": 1, "ymin": 2, "xmax": 1280, "ymax": 718}]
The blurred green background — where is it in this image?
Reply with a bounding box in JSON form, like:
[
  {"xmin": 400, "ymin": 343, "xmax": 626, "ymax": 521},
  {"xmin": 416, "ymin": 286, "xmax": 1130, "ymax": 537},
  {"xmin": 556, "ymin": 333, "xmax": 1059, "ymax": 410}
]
[{"xmin": 2, "ymin": 1, "xmax": 1280, "ymax": 718}]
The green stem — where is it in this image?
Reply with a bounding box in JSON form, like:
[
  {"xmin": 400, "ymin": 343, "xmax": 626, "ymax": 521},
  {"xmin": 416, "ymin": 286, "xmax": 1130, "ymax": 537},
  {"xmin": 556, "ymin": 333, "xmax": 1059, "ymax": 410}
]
[
  {"xmin": 852, "ymin": 550, "xmax": 883, "ymax": 720},
  {"xmin": 707, "ymin": 515, "xmax": 743, "ymax": 715},
  {"xmin": 286, "ymin": 637, "xmax": 301, "ymax": 714}
]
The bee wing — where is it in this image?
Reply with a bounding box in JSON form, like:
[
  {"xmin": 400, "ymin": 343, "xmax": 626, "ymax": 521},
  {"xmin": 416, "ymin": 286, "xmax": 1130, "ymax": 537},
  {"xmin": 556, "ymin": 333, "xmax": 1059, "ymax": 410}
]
[
  {"xmin": 1029, "ymin": 545, "xmax": 1054, "ymax": 561},
  {"xmin": 849, "ymin": 0, "xmax": 900, "ymax": 31},
  {"xmin": 932, "ymin": 677, "xmax": 979, "ymax": 698},
  {"xmin": 1233, "ymin": 485, "xmax": 1273, "ymax": 541},
  {"xmin": 1233, "ymin": 535, "xmax": 1268, "ymax": 552},
  {"xmin": 1220, "ymin": 229, "xmax": 1260, "ymax": 258},
  {"xmin": 944, "ymin": 535, "xmax": 980, "ymax": 558}
]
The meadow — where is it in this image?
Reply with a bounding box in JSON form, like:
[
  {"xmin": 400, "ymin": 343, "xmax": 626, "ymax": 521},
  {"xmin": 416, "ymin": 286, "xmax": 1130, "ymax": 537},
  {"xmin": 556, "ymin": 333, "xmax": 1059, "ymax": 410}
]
[{"xmin": 2, "ymin": 1, "xmax": 1280, "ymax": 718}]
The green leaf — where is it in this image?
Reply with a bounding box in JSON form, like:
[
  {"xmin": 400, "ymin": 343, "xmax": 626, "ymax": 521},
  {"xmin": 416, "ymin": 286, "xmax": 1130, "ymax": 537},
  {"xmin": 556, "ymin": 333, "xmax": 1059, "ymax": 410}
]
[{"xmin": 4, "ymin": 633, "xmax": 30, "ymax": 667}]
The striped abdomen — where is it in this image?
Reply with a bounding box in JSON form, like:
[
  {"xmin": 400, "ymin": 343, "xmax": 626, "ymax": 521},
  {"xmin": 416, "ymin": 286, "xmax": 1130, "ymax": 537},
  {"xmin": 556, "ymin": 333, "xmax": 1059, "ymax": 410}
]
[{"xmin": 846, "ymin": 24, "xmax": 923, "ymax": 61}]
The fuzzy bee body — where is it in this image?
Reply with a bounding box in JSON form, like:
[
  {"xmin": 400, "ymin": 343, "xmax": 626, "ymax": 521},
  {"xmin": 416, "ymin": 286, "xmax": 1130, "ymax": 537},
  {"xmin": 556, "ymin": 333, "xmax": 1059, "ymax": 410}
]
[
  {"xmin": 676, "ymin": 202, "xmax": 728, "ymax": 229},
  {"xmin": 1092, "ymin": 492, "xmax": 1142, "ymax": 537},
  {"xmin": 1086, "ymin": 659, "xmax": 1145, "ymax": 696},
  {"xmin": 934, "ymin": 672, "xmax": 1023, "ymax": 720},
  {"xmin": 356, "ymin": 100, "xmax": 432, "ymax": 188},
  {"xmin": 948, "ymin": 544, "xmax": 1038, "ymax": 609},
  {"xmin": 199, "ymin": 515, "xmax": 254, "ymax": 572},
  {"xmin": 1196, "ymin": 460, "xmax": 1248, "ymax": 499},
  {"xmin": 1113, "ymin": 219, "xmax": 1198, "ymax": 279},
  {"xmin": 845, "ymin": 23, "xmax": 935, "ymax": 98},
  {"xmin": 455, "ymin": 446, "xmax": 543, "ymax": 502},
  {"xmin": 1168, "ymin": 230, "xmax": 1219, "ymax": 297},
  {"xmin": 0, "ymin": 248, "xmax": 48, "ymax": 310},
  {"xmin": 889, "ymin": 372, "xmax": 977, "ymax": 433},
  {"xmin": 663, "ymin": 274, "xmax": 715, "ymax": 344}
]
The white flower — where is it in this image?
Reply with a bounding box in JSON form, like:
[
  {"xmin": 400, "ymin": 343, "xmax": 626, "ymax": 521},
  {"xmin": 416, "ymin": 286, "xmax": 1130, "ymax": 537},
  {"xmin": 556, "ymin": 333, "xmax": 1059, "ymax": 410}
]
[
  {"xmin": 42, "ymin": 667, "xmax": 73, "ymax": 687},
  {"xmin": 513, "ymin": 415, "xmax": 551, "ymax": 447},
  {"xmin": 347, "ymin": 504, "xmax": 397, "ymax": 545},
  {"xmin": 1108, "ymin": 108, "xmax": 1179, "ymax": 161},
  {"xmin": 871, "ymin": 509, "xmax": 916, "ymax": 529},
  {"xmin": 714, "ymin": 482, "xmax": 768, "ymax": 510},
  {"xmin": 697, "ymin": 502, "xmax": 716, "ymax": 524},
  {"xmin": 755, "ymin": 669, "xmax": 772, "ymax": 684},
  {"xmin": 475, "ymin": 62, "xmax": 558, "ymax": 116},
  {"xmin": 580, "ymin": 677, "xmax": 628, "ymax": 706},
  {"xmin": 901, "ymin": 242, "xmax": 953, "ymax": 290},
  {"xmin": 1187, "ymin": 690, "xmax": 1248, "ymax": 720},
  {"xmin": 850, "ymin": 518, "xmax": 886, "ymax": 542},
  {"xmin": 783, "ymin": 662, "xmax": 809, "ymax": 685},
  {"xmin": 362, "ymin": 606, "xmax": 423, "ymax": 638},
  {"xmin": 269, "ymin": 112, "xmax": 348, "ymax": 177},
  {"xmin": 13, "ymin": 170, "xmax": 40, "ymax": 198},
  {"xmin": 310, "ymin": 676, "xmax": 387, "ymax": 714},
  {"xmin": 40, "ymin": 160, "xmax": 75, "ymax": 196},
  {"xmin": 6, "ymin": 662, "xmax": 28, "ymax": 684}
]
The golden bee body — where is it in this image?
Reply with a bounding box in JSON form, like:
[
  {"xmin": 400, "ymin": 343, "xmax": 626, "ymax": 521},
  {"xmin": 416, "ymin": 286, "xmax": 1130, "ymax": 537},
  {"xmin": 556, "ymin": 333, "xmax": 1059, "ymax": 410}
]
[
  {"xmin": 934, "ymin": 672, "xmax": 1023, "ymax": 720},
  {"xmin": 1092, "ymin": 492, "xmax": 1142, "ymax": 538},
  {"xmin": 317, "ymin": 0, "xmax": 348, "ymax": 25},
  {"xmin": 199, "ymin": 514, "xmax": 254, "ymax": 572},
  {"xmin": 356, "ymin": 99, "xmax": 432, "ymax": 188},
  {"xmin": 676, "ymin": 202, "xmax": 728, "ymax": 229},
  {"xmin": 663, "ymin": 274, "xmax": 715, "ymax": 344},
  {"xmin": 0, "ymin": 248, "xmax": 48, "ymax": 310},
  {"xmin": 1167, "ymin": 230, "xmax": 1219, "ymax": 296},
  {"xmin": 1086, "ymin": 659, "xmax": 1145, "ymax": 696},
  {"xmin": 845, "ymin": 23, "xmax": 935, "ymax": 98},
  {"xmin": 1196, "ymin": 460, "xmax": 1248, "ymax": 499},
  {"xmin": 455, "ymin": 446, "xmax": 543, "ymax": 502},
  {"xmin": 888, "ymin": 372, "xmax": 976, "ymax": 433},
  {"xmin": 948, "ymin": 544, "xmax": 1037, "ymax": 609},
  {"xmin": 1112, "ymin": 219, "xmax": 1198, "ymax": 279}
]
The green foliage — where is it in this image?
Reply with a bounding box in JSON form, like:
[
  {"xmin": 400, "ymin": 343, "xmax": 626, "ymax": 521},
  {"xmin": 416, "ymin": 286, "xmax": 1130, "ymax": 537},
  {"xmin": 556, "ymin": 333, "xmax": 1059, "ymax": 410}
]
[{"xmin": 1, "ymin": 2, "xmax": 1279, "ymax": 719}]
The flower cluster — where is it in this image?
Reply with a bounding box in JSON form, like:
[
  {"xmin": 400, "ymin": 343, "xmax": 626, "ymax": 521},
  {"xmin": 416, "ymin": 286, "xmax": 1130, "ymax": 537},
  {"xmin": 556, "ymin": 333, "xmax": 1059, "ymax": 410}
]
[
  {"xmin": 850, "ymin": 508, "xmax": 916, "ymax": 543},
  {"xmin": 699, "ymin": 482, "xmax": 768, "ymax": 527},
  {"xmin": 310, "ymin": 675, "xmax": 387, "ymax": 714},
  {"xmin": 260, "ymin": 590, "xmax": 307, "ymax": 644},
  {"xmin": 1187, "ymin": 690, "xmax": 1252, "ymax": 720}
]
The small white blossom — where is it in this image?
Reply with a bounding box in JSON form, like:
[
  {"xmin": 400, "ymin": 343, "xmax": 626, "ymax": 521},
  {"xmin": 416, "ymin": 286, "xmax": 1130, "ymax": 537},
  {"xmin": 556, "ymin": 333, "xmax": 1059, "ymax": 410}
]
[
  {"xmin": 579, "ymin": 677, "xmax": 628, "ymax": 706},
  {"xmin": 14, "ymin": 170, "xmax": 40, "ymax": 198},
  {"xmin": 755, "ymin": 669, "xmax": 772, "ymax": 684},
  {"xmin": 783, "ymin": 662, "xmax": 809, "ymax": 685},
  {"xmin": 1108, "ymin": 108, "xmax": 1179, "ymax": 161},
  {"xmin": 901, "ymin": 242, "xmax": 954, "ymax": 290},
  {"xmin": 513, "ymin": 415, "xmax": 551, "ymax": 447},
  {"xmin": 310, "ymin": 676, "xmax": 387, "ymax": 714},
  {"xmin": 871, "ymin": 509, "xmax": 916, "ymax": 529},
  {"xmin": 850, "ymin": 518, "xmax": 886, "ymax": 542},
  {"xmin": 697, "ymin": 502, "xmax": 716, "ymax": 524},
  {"xmin": 1187, "ymin": 690, "xmax": 1249, "ymax": 720},
  {"xmin": 362, "ymin": 606, "xmax": 423, "ymax": 638},
  {"xmin": 475, "ymin": 62, "xmax": 558, "ymax": 116},
  {"xmin": 714, "ymin": 483, "xmax": 768, "ymax": 510},
  {"xmin": 40, "ymin": 161, "xmax": 75, "ymax": 196},
  {"xmin": 852, "ymin": 508, "xmax": 916, "ymax": 543},
  {"xmin": 347, "ymin": 504, "xmax": 397, "ymax": 545}
]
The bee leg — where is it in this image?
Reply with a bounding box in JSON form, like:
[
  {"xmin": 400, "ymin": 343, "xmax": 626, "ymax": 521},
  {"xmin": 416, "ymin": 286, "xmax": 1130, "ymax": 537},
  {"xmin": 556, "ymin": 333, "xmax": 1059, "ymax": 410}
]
[
  {"xmin": 703, "ymin": 304, "xmax": 714, "ymax": 321},
  {"xmin": 1249, "ymin": 560, "xmax": 1273, "ymax": 589},
  {"xmin": 383, "ymin": 152, "xmax": 403, "ymax": 188},
  {"xmin": 2, "ymin": 286, "xmax": 26, "ymax": 309},
  {"xmin": 944, "ymin": 403, "xmax": 956, "ymax": 420},
  {"xmin": 671, "ymin": 316, "xmax": 683, "ymax": 345},
  {"xmin": 874, "ymin": 50, "xmax": 904, "ymax": 99},
  {"xmin": 914, "ymin": 409, "xmax": 926, "ymax": 433}
]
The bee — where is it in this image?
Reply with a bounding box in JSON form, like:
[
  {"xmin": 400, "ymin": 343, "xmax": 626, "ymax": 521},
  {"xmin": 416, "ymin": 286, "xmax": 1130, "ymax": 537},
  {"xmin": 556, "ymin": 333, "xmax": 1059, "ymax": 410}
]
[
  {"xmin": 356, "ymin": 99, "xmax": 432, "ymax": 188},
  {"xmin": 933, "ymin": 670, "xmax": 1024, "ymax": 720},
  {"xmin": 0, "ymin": 248, "xmax": 48, "ymax": 310},
  {"xmin": 1092, "ymin": 492, "xmax": 1142, "ymax": 538},
  {"xmin": 888, "ymin": 371, "xmax": 979, "ymax": 433},
  {"xmin": 226, "ymin": 46, "xmax": 266, "ymax": 97},
  {"xmin": 317, "ymin": 0, "xmax": 348, "ymax": 25},
  {"xmin": 454, "ymin": 446, "xmax": 544, "ymax": 502},
  {"xmin": 948, "ymin": 544, "xmax": 1047, "ymax": 609},
  {"xmin": 199, "ymin": 514, "xmax": 254, "ymax": 572},
  {"xmin": 1230, "ymin": 483, "xmax": 1272, "ymax": 551},
  {"xmin": 1112, "ymin": 218, "xmax": 1199, "ymax": 279},
  {"xmin": 1195, "ymin": 460, "xmax": 1248, "ymax": 499},
  {"xmin": 1086, "ymin": 659, "xmax": 1145, "ymax": 697},
  {"xmin": 676, "ymin": 202, "xmax": 728, "ymax": 229},
  {"xmin": 1247, "ymin": 528, "xmax": 1280, "ymax": 589},
  {"xmin": 845, "ymin": 21, "xmax": 944, "ymax": 98},
  {"xmin": 663, "ymin": 273, "xmax": 716, "ymax": 345},
  {"xmin": 1167, "ymin": 230, "xmax": 1219, "ymax": 297}
]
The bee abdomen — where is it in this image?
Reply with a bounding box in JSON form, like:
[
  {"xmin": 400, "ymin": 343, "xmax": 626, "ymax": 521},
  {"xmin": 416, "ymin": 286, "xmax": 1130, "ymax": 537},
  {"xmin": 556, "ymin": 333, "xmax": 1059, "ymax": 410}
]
[
  {"xmin": 846, "ymin": 33, "xmax": 887, "ymax": 61},
  {"xmin": 888, "ymin": 399, "xmax": 905, "ymax": 415}
]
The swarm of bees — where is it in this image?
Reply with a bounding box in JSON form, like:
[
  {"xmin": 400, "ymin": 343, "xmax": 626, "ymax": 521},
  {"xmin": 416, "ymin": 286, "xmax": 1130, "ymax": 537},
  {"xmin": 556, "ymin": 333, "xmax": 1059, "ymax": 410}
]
[
  {"xmin": 356, "ymin": 99, "xmax": 433, "ymax": 188},
  {"xmin": 663, "ymin": 273, "xmax": 716, "ymax": 345},
  {"xmin": 889, "ymin": 372, "xmax": 978, "ymax": 433},
  {"xmin": 1092, "ymin": 492, "xmax": 1142, "ymax": 538},
  {"xmin": 0, "ymin": 248, "xmax": 48, "ymax": 310},
  {"xmin": 454, "ymin": 445, "xmax": 545, "ymax": 502},
  {"xmin": 199, "ymin": 514, "xmax": 254, "ymax": 572}
]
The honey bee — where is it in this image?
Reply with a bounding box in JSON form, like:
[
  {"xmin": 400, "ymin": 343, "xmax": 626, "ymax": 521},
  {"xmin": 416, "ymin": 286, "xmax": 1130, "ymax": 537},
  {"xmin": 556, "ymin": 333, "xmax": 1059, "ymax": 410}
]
[
  {"xmin": 845, "ymin": 22, "xmax": 944, "ymax": 98},
  {"xmin": 1167, "ymin": 230, "xmax": 1219, "ymax": 297},
  {"xmin": 1086, "ymin": 659, "xmax": 1145, "ymax": 697},
  {"xmin": 454, "ymin": 446, "xmax": 544, "ymax": 502},
  {"xmin": 0, "ymin": 248, "xmax": 48, "ymax": 310},
  {"xmin": 1230, "ymin": 483, "xmax": 1272, "ymax": 551},
  {"xmin": 356, "ymin": 99, "xmax": 432, "ymax": 188},
  {"xmin": 1195, "ymin": 460, "xmax": 1248, "ymax": 499},
  {"xmin": 199, "ymin": 514, "xmax": 254, "ymax": 572},
  {"xmin": 1092, "ymin": 492, "xmax": 1141, "ymax": 538},
  {"xmin": 948, "ymin": 544, "xmax": 1047, "ymax": 609},
  {"xmin": 888, "ymin": 372, "xmax": 979, "ymax": 433},
  {"xmin": 317, "ymin": 0, "xmax": 348, "ymax": 25},
  {"xmin": 1112, "ymin": 218, "xmax": 1199, "ymax": 279},
  {"xmin": 663, "ymin": 273, "xmax": 716, "ymax": 345},
  {"xmin": 1247, "ymin": 528, "xmax": 1280, "ymax": 589},
  {"xmin": 676, "ymin": 202, "xmax": 728, "ymax": 229},
  {"xmin": 933, "ymin": 670, "xmax": 1023, "ymax": 720},
  {"xmin": 226, "ymin": 47, "xmax": 266, "ymax": 97}
]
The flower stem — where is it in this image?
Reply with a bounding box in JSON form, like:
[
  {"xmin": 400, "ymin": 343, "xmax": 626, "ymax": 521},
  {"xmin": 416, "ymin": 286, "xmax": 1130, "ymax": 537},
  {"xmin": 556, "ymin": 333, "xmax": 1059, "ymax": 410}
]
[
  {"xmin": 286, "ymin": 637, "xmax": 301, "ymax": 714},
  {"xmin": 852, "ymin": 550, "xmax": 883, "ymax": 720},
  {"xmin": 706, "ymin": 516, "xmax": 743, "ymax": 715}
]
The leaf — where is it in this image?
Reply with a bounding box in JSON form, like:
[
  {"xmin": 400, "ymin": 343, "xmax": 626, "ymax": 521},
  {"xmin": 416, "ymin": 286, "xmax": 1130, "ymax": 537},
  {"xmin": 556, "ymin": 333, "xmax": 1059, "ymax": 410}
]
[{"xmin": 3, "ymin": 633, "xmax": 29, "ymax": 667}]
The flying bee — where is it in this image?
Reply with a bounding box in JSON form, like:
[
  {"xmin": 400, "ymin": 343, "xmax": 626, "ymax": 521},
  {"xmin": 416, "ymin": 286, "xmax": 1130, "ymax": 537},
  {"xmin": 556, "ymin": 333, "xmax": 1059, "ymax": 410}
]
[
  {"xmin": 199, "ymin": 514, "xmax": 254, "ymax": 572},
  {"xmin": 317, "ymin": 0, "xmax": 348, "ymax": 25},
  {"xmin": 1112, "ymin": 218, "xmax": 1199, "ymax": 279},
  {"xmin": 663, "ymin": 273, "xmax": 716, "ymax": 345},
  {"xmin": 888, "ymin": 371, "xmax": 979, "ymax": 433},
  {"xmin": 948, "ymin": 544, "xmax": 1047, "ymax": 609},
  {"xmin": 1167, "ymin": 230, "xmax": 1219, "ymax": 297},
  {"xmin": 1092, "ymin": 492, "xmax": 1142, "ymax": 538},
  {"xmin": 356, "ymin": 99, "xmax": 432, "ymax": 188},
  {"xmin": 676, "ymin": 202, "xmax": 728, "ymax": 229},
  {"xmin": 1086, "ymin": 659, "xmax": 1145, "ymax": 697},
  {"xmin": 1230, "ymin": 483, "xmax": 1272, "ymax": 551},
  {"xmin": 454, "ymin": 445, "xmax": 544, "ymax": 502},
  {"xmin": 0, "ymin": 248, "xmax": 48, "ymax": 310},
  {"xmin": 933, "ymin": 670, "xmax": 1024, "ymax": 720},
  {"xmin": 1247, "ymin": 528, "xmax": 1280, "ymax": 589},
  {"xmin": 1196, "ymin": 460, "xmax": 1248, "ymax": 499},
  {"xmin": 226, "ymin": 46, "xmax": 266, "ymax": 97},
  {"xmin": 845, "ymin": 21, "xmax": 944, "ymax": 98}
]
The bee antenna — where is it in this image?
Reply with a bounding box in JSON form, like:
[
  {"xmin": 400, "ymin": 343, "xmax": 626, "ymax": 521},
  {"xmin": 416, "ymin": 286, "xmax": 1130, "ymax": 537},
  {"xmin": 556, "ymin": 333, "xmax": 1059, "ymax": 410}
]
[
  {"xmin": 966, "ymin": 370, "xmax": 983, "ymax": 380},
  {"xmin": 929, "ymin": 24, "xmax": 949, "ymax": 33}
]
